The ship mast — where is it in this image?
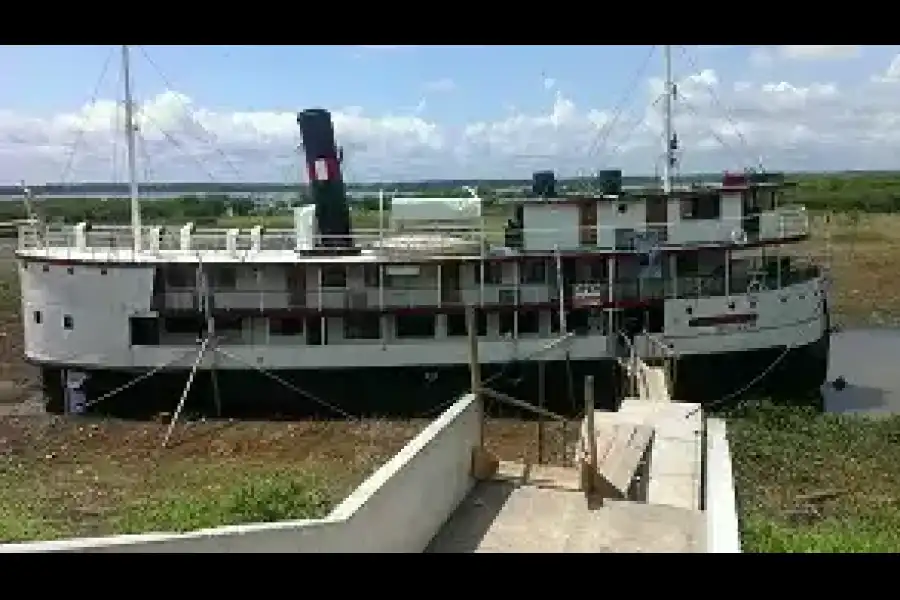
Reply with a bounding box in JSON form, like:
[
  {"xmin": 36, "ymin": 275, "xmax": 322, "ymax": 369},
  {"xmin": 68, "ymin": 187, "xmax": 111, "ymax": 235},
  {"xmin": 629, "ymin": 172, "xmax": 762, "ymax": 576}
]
[
  {"xmin": 121, "ymin": 45, "xmax": 142, "ymax": 252},
  {"xmin": 662, "ymin": 44, "xmax": 676, "ymax": 194}
]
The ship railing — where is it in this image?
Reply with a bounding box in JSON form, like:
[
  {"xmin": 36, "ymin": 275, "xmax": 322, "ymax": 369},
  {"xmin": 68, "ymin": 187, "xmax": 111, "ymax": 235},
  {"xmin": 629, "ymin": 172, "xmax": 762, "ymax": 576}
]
[
  {"xmin": 153, "ymin": 265, "xmax": 824, "ymax": 314},
  {"xmin": 155, "ymin": 283, "xmax": 559, "ymax": 312},
  {"xmin": 574, "ymin": 268, "xmax": 822, "ymax": 305},
  {"xmin": 16, "ymin": 205, "xmax": 809, "ymax": 258}
]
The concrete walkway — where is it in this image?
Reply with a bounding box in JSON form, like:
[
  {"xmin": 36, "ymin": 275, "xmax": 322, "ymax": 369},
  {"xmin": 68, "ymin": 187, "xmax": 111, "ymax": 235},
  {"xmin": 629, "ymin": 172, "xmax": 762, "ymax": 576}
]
[
  {"xmin": 427, "ymin": 478, "xmax": 703, "ymax": 553},
  {"xmin": 429, "ymin": 394, "xmax": 706, "ymax": 553}
]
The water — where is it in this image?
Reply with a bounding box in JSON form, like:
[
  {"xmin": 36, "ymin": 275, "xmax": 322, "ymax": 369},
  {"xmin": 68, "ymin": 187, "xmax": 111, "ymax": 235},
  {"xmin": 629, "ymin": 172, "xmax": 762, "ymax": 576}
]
[{"xmin": 825, "ymin": 328, "xmax": 900, "ymax": 415}]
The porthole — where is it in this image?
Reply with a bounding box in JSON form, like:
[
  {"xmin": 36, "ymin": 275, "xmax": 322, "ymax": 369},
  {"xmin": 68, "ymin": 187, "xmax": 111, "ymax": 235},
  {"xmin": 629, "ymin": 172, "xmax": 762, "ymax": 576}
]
[{"xmin": 63, "ymin": 314, "xmax": 73, "ymax": 330}]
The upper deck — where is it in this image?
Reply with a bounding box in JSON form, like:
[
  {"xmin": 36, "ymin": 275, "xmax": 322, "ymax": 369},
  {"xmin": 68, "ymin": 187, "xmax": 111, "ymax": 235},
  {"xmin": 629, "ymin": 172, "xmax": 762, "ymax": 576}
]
[
  {"xmin": 14, "ymin": 171, "xmax": 809, "ymax": 265},
  {"xmin": 14, "ymin": 206, "xmax": 808, "ymax": 265}
]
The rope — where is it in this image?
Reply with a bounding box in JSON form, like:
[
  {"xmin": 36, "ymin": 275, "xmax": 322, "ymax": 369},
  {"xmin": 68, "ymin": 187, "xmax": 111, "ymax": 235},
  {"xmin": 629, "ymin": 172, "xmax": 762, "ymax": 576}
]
[
  {"xmin": 684, "ymin": 343, "xmax": 794, "ymax": 418},
  {"xmin": 213, "ymin": 347, "xmax": 357, "ymax": 420},
  {"xmin": 81, "ymin": 346, "xmax": 202, "ymax": 410}
]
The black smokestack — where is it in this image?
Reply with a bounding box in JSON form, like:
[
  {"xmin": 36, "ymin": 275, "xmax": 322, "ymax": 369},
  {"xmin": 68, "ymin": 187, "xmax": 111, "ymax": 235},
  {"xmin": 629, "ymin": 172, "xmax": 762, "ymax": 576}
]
[{"xmin": 297, "ymin": 108, "xmax": 352, "ymax": 248}]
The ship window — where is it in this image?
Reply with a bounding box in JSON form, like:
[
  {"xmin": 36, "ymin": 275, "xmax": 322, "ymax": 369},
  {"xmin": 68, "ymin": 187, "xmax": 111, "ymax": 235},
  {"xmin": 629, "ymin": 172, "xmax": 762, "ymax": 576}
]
[
  {"xmin": 446, "ymin": 311, "xmax": 487, "ymax": 337},
  {"xmin": 395, "ymin": 314, "xmax": 436, "ymax": 339},
  {"xmin": 344, "ymin": 313, "xmax": 381, "ymax": 340},
  {"xmin": 518, "ymin": 311, "xmax": 540, "ymax": 335},
  {"xmin": 474, "ymin": 262, "xmax": 503, "ymax": 285},
  {"xmin": 755, "ymin": 189, "xmax": 775, "ymax": 212},
  {"xmin": 33, "ymin": 310, "xmax": 42, "ymax": 324},
  {"xmin": 680, "ymin": 195, "xmax": 721, "ymax": 220},
  {"xmin": 363, "ymin": 264, "xmax": 380, "ymax": 287},
  {"xmin": 164, "ymin": 316, "xmax": 205, "ymax": 336},
  {"xmin": 66, "ymin": 267, "xmax": 74, "ymax": 275},
  {"xmin": 129, "ymin": 317, "xmax": 160, "ymax": 346},
  {"xmin": 676, "ymin": 252, "xmax": 700, "ymax": 275},
  {"xmin": 42, "ymin": 264, "xmax": 49, "ymax": 272},
  {"xmin": 321, "ymin": 265, "xmax": 347, "ymax": 287},
  {"xmin": 499, "ymin": 312, "xmax": 515, "ymax": 337},
  {"xmin": 165, "ymin": 265, "xmax": 194, "ymax": 288},
  {"xmin": 520, "ymin": 259, "xmax": 546, "ymax": 284},
  {"xmin": 270, "ymin": 317, "xmax": 304, "ymax": 336},
  {"xmin": 63, "ymin": 314, "xmax": 73, "ymax": 330},
  {"xmin": 216, "ymin": 315, "xmax": 243, "ymax": 333},
  {"xmin": 549, "ymin": 309, "xmax": 562, "ymax": 334},
  {"xmin": 211, "ymin": 266, "xmax": 237, "ymax": 289}
]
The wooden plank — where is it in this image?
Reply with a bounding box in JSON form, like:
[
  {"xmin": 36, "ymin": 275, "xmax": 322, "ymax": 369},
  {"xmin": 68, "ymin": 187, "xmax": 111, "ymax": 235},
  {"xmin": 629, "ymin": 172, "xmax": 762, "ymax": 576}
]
[{"xmin": 579, "ymin": 420, "xmax": 654, "ymax": 500}]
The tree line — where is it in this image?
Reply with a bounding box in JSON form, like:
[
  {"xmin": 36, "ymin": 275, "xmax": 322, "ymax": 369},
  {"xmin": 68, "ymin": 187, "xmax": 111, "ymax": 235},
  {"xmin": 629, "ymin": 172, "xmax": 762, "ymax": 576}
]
[{"xmin": 2, "ymin": 173, "xmax": 900, "ymax": 225}]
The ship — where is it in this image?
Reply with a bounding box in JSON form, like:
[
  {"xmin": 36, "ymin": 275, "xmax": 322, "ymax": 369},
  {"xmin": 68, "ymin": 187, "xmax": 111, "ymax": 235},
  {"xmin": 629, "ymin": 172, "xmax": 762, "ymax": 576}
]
[{"xmin": 15, "ymin": 46, "xmax": 830, "ymax": 418}]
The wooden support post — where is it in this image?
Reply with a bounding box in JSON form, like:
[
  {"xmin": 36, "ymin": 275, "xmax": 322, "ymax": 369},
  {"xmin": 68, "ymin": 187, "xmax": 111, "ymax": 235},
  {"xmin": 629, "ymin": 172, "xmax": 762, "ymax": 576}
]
[
  {"xmin": 466, "ymin": 305, "xmax": 481, "ymax": 400},
  {"xmin": 537, "ymin": 360, "xmax": 546, "ymax": 465},
  {"xmin": 466, "ymin": 304, "xmax": 497, "ymax": 480},
  {"xmin": 581, "ymin": 375, "xmax": 597, "ymax": 493}
]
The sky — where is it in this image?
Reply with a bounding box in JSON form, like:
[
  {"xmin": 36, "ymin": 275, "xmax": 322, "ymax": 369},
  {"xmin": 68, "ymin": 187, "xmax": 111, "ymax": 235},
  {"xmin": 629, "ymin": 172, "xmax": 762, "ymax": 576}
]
[{"xmin": 0, "ymin": 44, "xmax": 899, "ymax": 184}]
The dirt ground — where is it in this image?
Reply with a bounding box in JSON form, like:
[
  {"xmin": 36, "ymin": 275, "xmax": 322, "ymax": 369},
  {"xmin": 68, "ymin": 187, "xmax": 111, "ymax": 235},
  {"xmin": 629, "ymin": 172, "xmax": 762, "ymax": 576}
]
[{"xmin": 0, "ymin": 412, "xmax": 574, "ymax": 542}]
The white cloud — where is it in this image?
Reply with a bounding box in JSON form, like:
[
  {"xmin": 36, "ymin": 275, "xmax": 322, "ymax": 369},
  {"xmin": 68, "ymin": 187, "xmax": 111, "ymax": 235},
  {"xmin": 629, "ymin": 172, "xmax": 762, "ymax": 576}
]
[
  {"xmin": 778, "ymin": 45, "xmax": 861, "ymax": 61},
  {"xmin": 874, "ymin": 53, "xmax": 900, "ymax": 83},
  {"xmin": 5, "ymin": 56, "xmax": 900, "ymax": 183}
]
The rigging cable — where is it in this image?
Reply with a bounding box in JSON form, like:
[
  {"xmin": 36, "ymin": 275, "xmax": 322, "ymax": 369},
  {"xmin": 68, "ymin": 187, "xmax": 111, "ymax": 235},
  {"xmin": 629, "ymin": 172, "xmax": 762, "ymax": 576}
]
[
  {"xmin": 59, "ymin": 47, "xmax": 115, "ymax": 184},
  {"xmin": 138, "ymin": 46, "xmax": 245, "ymax": 180},
  {"xmin": 677, "ymin": 45, "xmax": 762, "ymax": 170},
  {"xmin": 575, "ymin": 45, "xmax": 658, "ymax": 189}
]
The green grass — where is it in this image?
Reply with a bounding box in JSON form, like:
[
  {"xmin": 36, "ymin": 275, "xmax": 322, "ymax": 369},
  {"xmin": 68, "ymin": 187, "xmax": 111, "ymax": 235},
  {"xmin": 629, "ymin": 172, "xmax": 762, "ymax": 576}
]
[
  {"xmin": 728, "ymin": 402, "xmax": 900, "ymax": 553},
  {"xmin": 0, "ymin": 417, "xmax": 423, "ymax": 544},
  {"xmin": 0, "ymin": 464, "xmax": 344, "ymax": 542}
]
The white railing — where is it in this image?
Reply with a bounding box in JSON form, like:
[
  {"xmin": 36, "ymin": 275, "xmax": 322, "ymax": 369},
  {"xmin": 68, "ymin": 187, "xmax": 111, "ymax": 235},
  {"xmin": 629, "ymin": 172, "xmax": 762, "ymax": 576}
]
[{"xmin": 16, "ymin": 206, "xmax": 809, "ymax": 261}]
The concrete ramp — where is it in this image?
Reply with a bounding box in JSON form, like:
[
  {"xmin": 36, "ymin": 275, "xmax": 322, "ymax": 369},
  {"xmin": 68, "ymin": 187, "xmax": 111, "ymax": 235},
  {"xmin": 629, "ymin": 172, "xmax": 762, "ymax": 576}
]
[{"xmin": 427, "ymin": 479, "xmax": 703, "ymax": 553}]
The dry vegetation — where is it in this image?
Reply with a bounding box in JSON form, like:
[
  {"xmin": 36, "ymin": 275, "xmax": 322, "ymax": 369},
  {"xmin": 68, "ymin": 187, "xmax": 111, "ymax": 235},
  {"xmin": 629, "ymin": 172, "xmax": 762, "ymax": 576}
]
[
  {"xmin": 0, "ymin": 416, "xmax": 423, "ymax": 542},
  {"xmin": 800, "ymin": 213, "xmax": 900, "ymax": 327}
]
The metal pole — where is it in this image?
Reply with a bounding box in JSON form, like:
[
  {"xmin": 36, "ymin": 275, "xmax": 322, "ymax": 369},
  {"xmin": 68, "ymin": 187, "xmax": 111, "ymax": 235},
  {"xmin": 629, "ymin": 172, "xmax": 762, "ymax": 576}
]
[
  {"xmin": 121, "ymin": 45, "xmax": 142, "ymax": 253},
  {"xmin": 662, "ymin": 44, "xmax": 674, "ymax": 194}
]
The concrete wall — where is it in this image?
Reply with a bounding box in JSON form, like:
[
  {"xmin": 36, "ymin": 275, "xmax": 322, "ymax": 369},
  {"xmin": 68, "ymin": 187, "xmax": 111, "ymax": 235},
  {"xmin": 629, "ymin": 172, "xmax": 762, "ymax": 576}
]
[
  {"xmin": 704, "ymin": 418, "xmax": 741, "ymax": 553},
  {"xmin": 1, "ymin": 394, "xmax": 482, "ymax": 554}
]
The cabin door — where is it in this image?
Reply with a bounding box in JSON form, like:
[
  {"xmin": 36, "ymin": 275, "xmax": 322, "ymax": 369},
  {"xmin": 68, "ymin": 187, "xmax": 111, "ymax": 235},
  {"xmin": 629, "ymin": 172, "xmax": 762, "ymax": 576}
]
[
  {"xmin": 646, "ymin": 197, "xmax": 668, "ymax": 224},
  {"xmin": 287, "ymin": 266, "xmax": 306, "ymax": 307},
  {"xmin": 579, "ymin": 202, "xmax": 598, "ymax": 246},
  {"xmin": 742, "ymin": 191, "xmax": 761, "ymax": 241},
  {"xmin": 645, "ymin": 197, "xmax": 669, "ymax": 244},
  {"xmin": 441, "ymin": 263, "xmax": 461, "ymax": 305}
]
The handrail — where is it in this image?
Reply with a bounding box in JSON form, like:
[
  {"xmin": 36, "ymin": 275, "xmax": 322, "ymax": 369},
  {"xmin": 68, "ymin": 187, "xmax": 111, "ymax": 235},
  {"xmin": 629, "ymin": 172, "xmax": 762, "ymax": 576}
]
[
  {"xmin": 477, "ymin": 386, "xmax": 568, "ymax": 423},
  {"xmin": 16, "ymin": 206, "xmax": 810, "ymax": 257}
]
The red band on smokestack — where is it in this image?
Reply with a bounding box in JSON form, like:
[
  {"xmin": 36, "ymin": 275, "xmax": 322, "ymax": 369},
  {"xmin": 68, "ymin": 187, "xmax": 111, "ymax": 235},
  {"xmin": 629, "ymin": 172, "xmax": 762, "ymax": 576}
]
[{"xmin": 306, "ymin": 156, "xmax": 341, "ymax": 183}]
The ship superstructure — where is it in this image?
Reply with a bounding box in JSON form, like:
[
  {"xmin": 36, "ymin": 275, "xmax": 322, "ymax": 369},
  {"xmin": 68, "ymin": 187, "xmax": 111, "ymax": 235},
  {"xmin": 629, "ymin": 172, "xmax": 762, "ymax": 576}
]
[{"xmin": 14, "ymin": 46, "xmax": 830, "ymax": 417}]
